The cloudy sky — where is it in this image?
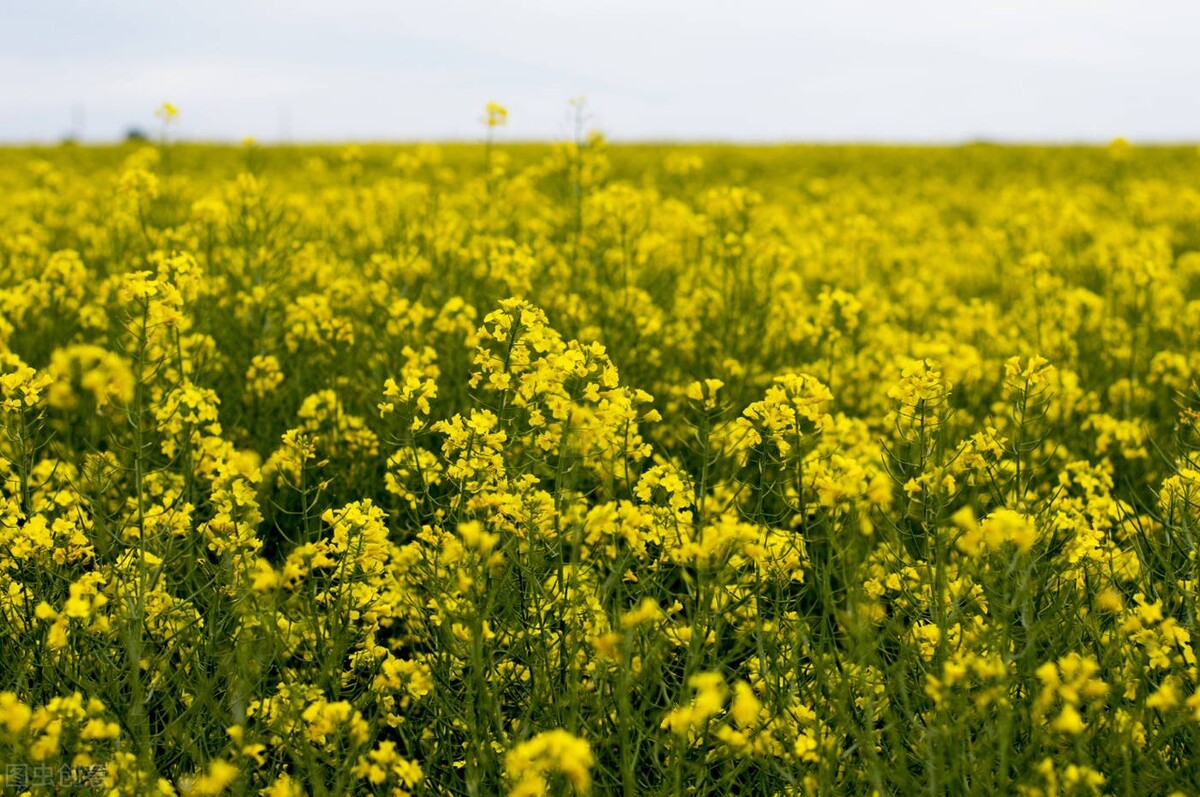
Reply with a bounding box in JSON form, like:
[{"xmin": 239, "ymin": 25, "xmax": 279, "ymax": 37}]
[{"xmin": 3, "ymin": 0, "xmax": 1199, "ymax": 143}]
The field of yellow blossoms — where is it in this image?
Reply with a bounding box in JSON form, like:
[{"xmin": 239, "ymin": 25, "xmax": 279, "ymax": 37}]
[{"xmin": 2, "ymin": 133, "xmax": 1200, "ymax": 796}]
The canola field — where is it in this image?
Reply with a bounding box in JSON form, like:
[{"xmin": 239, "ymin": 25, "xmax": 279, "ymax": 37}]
[{"xmin": 2, "ymin": 138, "xmax": 1200, "ymax": 796}]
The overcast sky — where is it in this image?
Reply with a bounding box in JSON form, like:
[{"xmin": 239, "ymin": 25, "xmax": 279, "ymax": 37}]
[{"xmin": 3, "ymin": 0, "xmax": 1199, "ymax": 143}]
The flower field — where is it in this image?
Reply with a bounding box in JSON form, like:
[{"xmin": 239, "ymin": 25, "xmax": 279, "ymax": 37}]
[{"xmin": 2, "ymin": 137, "xmax": 1200, "ymax": 795}]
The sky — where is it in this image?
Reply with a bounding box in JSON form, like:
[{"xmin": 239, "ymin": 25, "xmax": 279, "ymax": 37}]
[{"xmin": 2, "ymin": 0, "xmax": 1200, "ymax": 144}]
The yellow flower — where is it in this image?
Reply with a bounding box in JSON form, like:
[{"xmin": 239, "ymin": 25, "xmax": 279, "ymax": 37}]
[
  {"xmin": 977, "ymin": 508, "xmax": 1038, "ymax": 553},
  {"xmin": 619, "ymin": 597, "xmax": 661, "ymax": 628},
  {"xmin": 662, "ymin": 672, "xmax": 728, "ymax": 735},
  {"xmin": 262, "ymin": 775, "xmax": 304, "ymax": 797},
  {"xmin": 0, "ymin": 692, "xmax": 32, "ymax": 735},
  {"xmin": 80, "ymin": 717, "xmax": 121, "ymax": 740},
  {"xmin": 729, "ymin": 681, "xmax": 762, "ymax": 728},
  {"xmin": 485, "ymin": 101, "xmax": 509, "ymax": 128},
  {"xmin": 459, "ymin": 520, "xmax": 500, "ymax": 554},
  {"xmin": 505, "ymin": 730, "xmax": 593, "ymax": 795},
  {"xmin": 181, "ymin": 759, "xmax": 237, "ymax": 796},
  {"xmin": 1049, "ymin": 705, "xmax": 1086, "ymax": 735}
]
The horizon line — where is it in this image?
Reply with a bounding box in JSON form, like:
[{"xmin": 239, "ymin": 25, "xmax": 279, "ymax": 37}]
[{"xmin": 3, "ymin": 135, "xmax": 1198, "ymax": 148}]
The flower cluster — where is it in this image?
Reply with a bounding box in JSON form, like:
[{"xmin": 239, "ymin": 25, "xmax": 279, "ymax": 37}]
[{"xmin": 1, "ymin": 133, "xmax": 1199, "ymax": 795}]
